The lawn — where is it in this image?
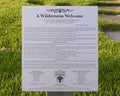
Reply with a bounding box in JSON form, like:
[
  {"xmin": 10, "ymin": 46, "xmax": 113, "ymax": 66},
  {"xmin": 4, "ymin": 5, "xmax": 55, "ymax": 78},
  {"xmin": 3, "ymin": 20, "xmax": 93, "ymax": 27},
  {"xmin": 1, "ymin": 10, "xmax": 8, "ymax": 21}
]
[{"xmin": 0, "ymin": 0, "xmax": 120, "ymax": 96}]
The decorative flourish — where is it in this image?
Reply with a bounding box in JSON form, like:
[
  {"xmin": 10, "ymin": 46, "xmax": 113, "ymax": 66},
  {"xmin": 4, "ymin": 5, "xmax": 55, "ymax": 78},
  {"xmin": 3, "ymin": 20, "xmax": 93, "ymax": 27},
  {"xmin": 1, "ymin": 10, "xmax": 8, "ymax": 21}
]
[{"xmin": 46, "ymin": 8, "xmax": 73, "ymax": 13}]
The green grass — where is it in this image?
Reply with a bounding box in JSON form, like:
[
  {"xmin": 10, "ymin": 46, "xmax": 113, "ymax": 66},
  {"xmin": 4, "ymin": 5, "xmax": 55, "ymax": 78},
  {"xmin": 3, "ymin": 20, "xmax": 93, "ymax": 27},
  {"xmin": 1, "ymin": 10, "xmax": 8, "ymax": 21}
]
[
  {"xmin": 98, "ymin": 17, "xmax": 120, "ymax": 31},
  {"xmin": 0, "ymin": 0, "xmax": 120, "ymax": 96},
  {"xmin": 99, "ymin": 9, "xmax": 120, "ymax": 15},
  {"xmin": 55, "ymin": 2, "xmax": 71, "ymax": 6},
  {"xmin": 25, "ymin": 0, "xmax": 97, "ymax": 6},
  {"xmin": 96, "ymin": 1, "xmax": 120, "ymax": 6}
]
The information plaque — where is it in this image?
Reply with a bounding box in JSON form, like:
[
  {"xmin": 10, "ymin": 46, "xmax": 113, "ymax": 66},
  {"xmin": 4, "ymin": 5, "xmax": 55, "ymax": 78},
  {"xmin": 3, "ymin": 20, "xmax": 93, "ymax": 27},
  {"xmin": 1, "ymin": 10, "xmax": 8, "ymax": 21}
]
[{"xmin": 22, "ymin": 6, "xmax": 98, "ymax": 91}]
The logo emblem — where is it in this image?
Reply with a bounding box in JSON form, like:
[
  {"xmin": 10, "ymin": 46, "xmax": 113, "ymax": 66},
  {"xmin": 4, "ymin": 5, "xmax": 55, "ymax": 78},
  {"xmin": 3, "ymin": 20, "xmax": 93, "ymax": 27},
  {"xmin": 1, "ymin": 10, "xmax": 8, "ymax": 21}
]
[{"xmin": 54, "ymin": 70, "xmax": 66, "ymax": 83}]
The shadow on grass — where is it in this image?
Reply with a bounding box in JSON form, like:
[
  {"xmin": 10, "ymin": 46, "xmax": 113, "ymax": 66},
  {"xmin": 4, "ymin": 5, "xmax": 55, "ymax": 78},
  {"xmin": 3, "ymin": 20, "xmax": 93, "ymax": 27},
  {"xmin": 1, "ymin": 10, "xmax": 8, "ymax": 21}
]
[
  {"xmin": 88, "ymin": 2, "xmax": 97, "ymax": 6},
  {"xmin": 55, "ymin": 2, "xmax": 71, "ymax": 6},
  {"xmin": 27, "ymin": 0, "xmax": 44, "ymax": 5}
]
